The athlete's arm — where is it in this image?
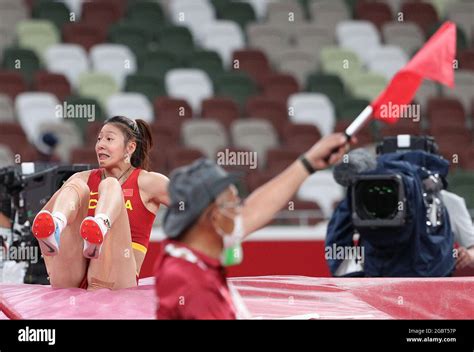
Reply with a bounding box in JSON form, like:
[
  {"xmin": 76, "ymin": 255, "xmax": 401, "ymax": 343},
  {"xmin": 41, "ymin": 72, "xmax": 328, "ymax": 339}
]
[{"xmin": 138, "ymin": 171, "xmax": 170, "ymax": 208}]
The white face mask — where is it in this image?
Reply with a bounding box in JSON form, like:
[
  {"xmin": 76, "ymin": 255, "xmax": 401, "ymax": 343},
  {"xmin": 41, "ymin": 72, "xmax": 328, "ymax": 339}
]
[{"xmin": 214, "ymin": 213, "xmax": 244, "ymax": 266}]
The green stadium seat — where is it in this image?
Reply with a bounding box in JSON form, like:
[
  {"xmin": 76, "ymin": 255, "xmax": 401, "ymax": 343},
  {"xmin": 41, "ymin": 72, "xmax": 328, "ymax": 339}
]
[
  {"xmin": 336, "ymin": 98, "xmax": 370, "ymax": 121},
  {"xmin": 78, "ymin": 72, "xmax": 119, "ymax": 108},
  {"xmin": 2, "ymin": 47, "xmax": 41, "ymax": 82},
  {"xmin": 158, "ymin": 26, "xmax": 194, "ymax": 56},
  {"xmin": 125, "ymin": 74, "xmax": 166, "ymax": 103},
  {"xmin": 306, "ymin": 73, "xmax": 346, "ymax": 106},
  {"xmin": 108, "ymin": 22, "xmax": 152, "ymax": 58},
  {"xmin": 32, "ymin": 1, "xmax": 71, "ymax": 30},
  {"xmin": 183, "ymin": 50, "xmax": 224, "ymax": 78},
  {"xmin": 139, "ymin": 49, "xmax": 182, "ymax": 79},
  {"xmin": 219, "ymin": 2, "xmax": 256, "ymax": 30},
  {"xmin": 320, "ymin": 46, "xmax": 362, "ymax": 84},
  {"xmin": 16, "ymin": 20, "xmax": 60, "ymax": 58},
  {"xmin": 63, "ymin": 96, "xmax": 104, "ymax": 140},
  {"xmin": 214, "ymin": 71, "xmax": 258, "ymax": 108},
  {"xmin": 346, "ymin": 72, "xmax": 388, "ymax": 101}
]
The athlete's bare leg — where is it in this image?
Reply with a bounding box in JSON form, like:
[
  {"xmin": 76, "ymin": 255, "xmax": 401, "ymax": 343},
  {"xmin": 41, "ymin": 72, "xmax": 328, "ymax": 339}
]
[
  {"xmin": 87, "ymin": 178, "xmax": 137, "ymax": 290},
  {"xmin": 42, "ymin": 178, "xmax": 90, "ymax": 288}
]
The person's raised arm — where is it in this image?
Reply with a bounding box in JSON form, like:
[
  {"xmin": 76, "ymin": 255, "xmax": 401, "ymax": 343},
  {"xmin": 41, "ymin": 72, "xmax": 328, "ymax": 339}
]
[{"xmin": 241, "ymin": 133, "xmax": 350, "ymax": 236}]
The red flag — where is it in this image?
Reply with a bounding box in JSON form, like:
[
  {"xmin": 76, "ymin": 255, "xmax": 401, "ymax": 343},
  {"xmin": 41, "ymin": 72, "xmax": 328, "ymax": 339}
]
[{"xmin": 371, "ymin": 21, "xmax": 456, "ymax": 124}]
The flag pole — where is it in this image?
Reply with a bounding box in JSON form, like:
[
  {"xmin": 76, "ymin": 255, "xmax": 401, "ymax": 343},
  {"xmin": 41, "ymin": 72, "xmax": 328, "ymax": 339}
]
[{"xmin": 345, "ymin": 105, "xmax": 374, "ymax": 139}]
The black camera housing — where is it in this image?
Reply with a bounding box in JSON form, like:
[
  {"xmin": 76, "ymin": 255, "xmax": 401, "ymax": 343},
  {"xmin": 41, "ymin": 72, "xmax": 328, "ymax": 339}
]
[{"xmin": 351, "ymin": 174, "xmax": 406, "ymax": 228}]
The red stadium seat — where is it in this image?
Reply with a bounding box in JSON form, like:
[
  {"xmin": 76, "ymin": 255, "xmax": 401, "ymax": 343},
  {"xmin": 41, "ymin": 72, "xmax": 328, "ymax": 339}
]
[
  {"xmin": 427, "ymin": 97, "xmax": 466, "ymax": 134},
  {"xmin": 33, "ymin": 71, "xmax": 71, "ymax": 102},
  {"xmin": 262, "ymin": 73, "xmax": 300, "ymax": 103},
  {"xmin": 201, "ymin": 97, "xmax": 240, "ymax": 129},
  {"xmin": 151, "ymin": 120, "xmax": 181, "ymax": 150},
  {"xmin": 232, "ymin": 49, "xmax": 272, "ymax": 87},
  {"xmin": 400, "ymin": 2, "xmax": 439, "ymax": 36},
  {"xmin": 281, "ymin": 122, "xmax": 322, "ymax": 153},
  {"xmin": 459, "ymin": 49, "xmax": 474, "ymax": 72},
  {"xmin": 62, "ymin": 23, "xmax": 107, "ymax": 51},
  {"xmin": 0, "ymin": 122, "xmax": 29, "ymax": 155},
  {"xmin": 266, "ymin": 148, "xmax": 301, "ymax": 174},
  {"xmin": 355, "ymin": 1, "xmax": 393, "ymax": 30},
  {"xmin": 245, "ymin": 96, "xmax": 288, "ymax": 137},
  {"xmin": 153, "ymin": 97, "xmax": 193, "ymax": 127},
  {"xmin": 0, "ymin": 71, "xmax": 28, "ymax": 99},
  {"xmin": 81, "ymin": 0, "xmax": 124, "ymax": 29},
  {"xmin": 166, "ymin": 147, "xmax": 205, "ymax": 171}
]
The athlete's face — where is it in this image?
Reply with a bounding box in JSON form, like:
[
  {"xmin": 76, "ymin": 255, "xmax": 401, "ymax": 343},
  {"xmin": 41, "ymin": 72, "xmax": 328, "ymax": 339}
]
[{"xmin": 96, "ymin": 124, "xmax": 136, "ymax": 168}]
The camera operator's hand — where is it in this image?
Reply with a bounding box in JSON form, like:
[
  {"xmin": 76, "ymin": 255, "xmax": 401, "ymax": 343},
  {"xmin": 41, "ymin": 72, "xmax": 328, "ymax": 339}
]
[
  {"xmin": 456, "ymin": 246, "xmax": 474, "ymax": 269},
  {"xmin": 304, "ymin": 133, "xmax": 356, "ymax": 171}
]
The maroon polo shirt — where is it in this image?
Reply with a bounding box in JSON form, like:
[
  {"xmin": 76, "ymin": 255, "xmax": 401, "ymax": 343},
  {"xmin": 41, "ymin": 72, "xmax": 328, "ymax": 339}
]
[{"xmin": 154, "ymin": 240, "xmax": 237, "ymax": 320}]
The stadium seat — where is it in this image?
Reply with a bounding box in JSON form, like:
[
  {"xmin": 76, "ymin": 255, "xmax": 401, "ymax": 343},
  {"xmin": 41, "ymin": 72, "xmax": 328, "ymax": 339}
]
[
  {"xmin": 16, "ymin": 20, "xmax": 60, "ymax": 58},
  {"xmin": 232, "ymin": 49, "xmax": 272, "ymax": 87},
  {"xmin": 446, "ymin": 1, "xmax": 474, "ymax": 43},
  {"xmin": 33, "ymin": 71, "xmax": 71, "ymax": 102},
  {"xmin": 183, "ymin": 50, "xmax": 224, "ymax": 78},
  {"xmin": 219, "ymin": 2, "xmax": 256, "ymax": 30},
  {"xmin": 305, "ymin": 73, "xmax": 346, "ymax": 107},
  {"xmin": 382, "ymin": 21, "xmax": 425, "ymax": 56},
  {"xmin": 367, "ymin": 45, "xmax": 409, "ymax": 80},
  {"xmin": 106, "ymin": 93, "xmax": 153, "ymax": 123},
  {"xmin": 108, "ymin": 22, "xmax": 151, "ymax": 58},
  {"xmin": 32, "ymin": 1, "xmax": 71, "ymax": 30},
  {"xmin": 126, "ymin": 1, "xmax": 165, "ymax": 27},
  {"xmin": 355, "ymin": 1, "xmax": 393, "ymax": 30},
  {"xmin": 293, "ymin": 23, "xmax": 335, "ymax": 56},
  {"xmin": 400, "ymin": 1, "xmax": 439, "ymax": 36},
  {"xmin": 319, "ymin": 46, "xmax": 362, "ymax": 84},
  {"xmin": 0, "ymin": 121, "xmax": 29, "ymax": 155},
  {"xmin": 201, "ymin": 20, "xmax": 245, "ymax": 67},
  {"xmin": 165, "ymin": 68, "xmax": 213, "ymax": 113},
  {"xmin": 57, "ymin": 0, "xmax": 84, "ymax": 18},
  {"xmin": 0, "ymin": 71, "xmax": 27, "ymax": 99},
  {"xmin": 77, "ymin": 72, "xmax": 119, "ymax": 107},
  {"xmin": 168, "ymin": 0, "xmax": 215, "ymax": 44},
  {"xmin": 287, "ymin": 93, "xmax": 335, "ymax": 136},
  {"xmin": 201, "ymin": 97, "xmax": 240, "ymax": 129},
  {"xmin": 44, "ymin": 44, "xmax": 89, "ymax": 88},
  {"xmin": 90, "ymin": 44, "xmax": 137, "ymax": 89},
  {"xmin": 346, "ymin": 72, "xmax": 388, "ymax": 101},
  {"xmin": 1, "ymin": 48, "xmax": 41, "ymax": 82},
  {"xmin": 427, "ymin": 97, "xmax": 467, "ymax": 133},
  {"xmin": 139, "ymin": 49, "xmax": 182, "ymax": 79},
  {"xmin": 15, "ymin": 92, "xmax": 60, "ymax": 143},
  {"xmin": 231, "ymin": 118, "xmax": 279, "ymax": 168},
  {"xmin": 309, "ymin": 0, "xmax": 350, "ymax": 32},
  {"xmin": 158, "ymin": 26, "xmax": 195, "ymax": 57},
  {"xmin": 153, "ymin": 97, "xmax": 193, "ymax": 127},
  {"xmin": 297, "ymin": 170, "xmax": 344, "ymax": 219},
  {"xmin": 245, "ymin": 96, "xmax": 288, "ymax": 137},
  {"xmin": 125, "ymin": 74, "xmax": 166, "ymax": 103},
  {"xmin": 442, "ymin": 70, "xmax": 474, "ymax": 113},
  {"xmin": 166, "ymin": 146, "xmax": 205, "ymax": 171},
  {"xmin": 0, "ymin": 94, "xmax": 14, "ymax": 122},
  {"xmin": 275, "ymin": 48, "xmax": 318, "ymax": 86},
  {"xmin": 181, "ymin": 119, "xmax": 229, "ymax": 159},
  {"xmin": 459, "ymin": 49, "xmax": 474, "ymax": 72},
  {"xmin": 336, "ymin": 20, "xmax": 381, "ymax": 64},
  {"xmin": 266, "ymin": 1, "xmax": 305, "ymax": 24},
  {"xmin": 213, "ymin": 71, "xmax": 258, "ymax": 109},
  {"xmin": 262, "ymin": 73, "xmax": 299, "ymax": 103},
  {"xmin": 62, "ymin": 23, "xmax": 107, "ymax": 51},
  {"xmin": 246, "ymin": 23, "xmax": 291, "ymax": 62},
  {"xmin": 81, "ymin": 1, "xmax": 123, "ymax": 28},
  {"xmin": 280, "ymin": 122, "xmax": 322, "ymax": 154},
  {"xmin": 266, "ymin": 148, "xmax": 301, "ymax": 174},
  {"xmin": 0, "ymin": 0, "xmax": 28, "ymax": 28}
]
